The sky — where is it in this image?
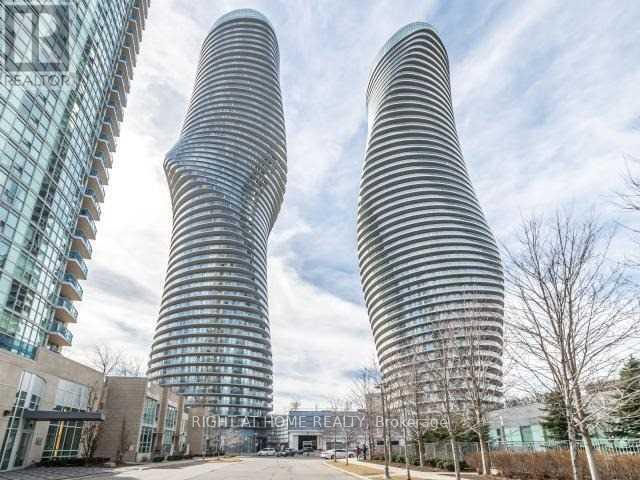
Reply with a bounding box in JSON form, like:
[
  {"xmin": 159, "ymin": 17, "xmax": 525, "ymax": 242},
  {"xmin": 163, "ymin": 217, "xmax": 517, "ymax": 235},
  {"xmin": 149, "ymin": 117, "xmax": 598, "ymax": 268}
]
[{"xmin": 68, "ymin": 0, "xmax": 640, "ymax": 413}]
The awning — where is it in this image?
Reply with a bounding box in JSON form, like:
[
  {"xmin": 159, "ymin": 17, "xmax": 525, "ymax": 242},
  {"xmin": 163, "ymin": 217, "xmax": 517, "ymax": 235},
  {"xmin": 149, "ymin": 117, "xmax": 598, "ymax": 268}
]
[{"xmin": 23, "ymin": 410, "xmax": 105, "ymax": 422}]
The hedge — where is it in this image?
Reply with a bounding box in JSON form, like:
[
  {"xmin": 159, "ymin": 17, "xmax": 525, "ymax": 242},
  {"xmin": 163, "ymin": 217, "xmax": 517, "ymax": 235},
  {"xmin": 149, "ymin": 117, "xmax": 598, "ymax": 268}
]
[{"xmin": 466, "ymin": 451, "xmax": 640, "ymax": 480}]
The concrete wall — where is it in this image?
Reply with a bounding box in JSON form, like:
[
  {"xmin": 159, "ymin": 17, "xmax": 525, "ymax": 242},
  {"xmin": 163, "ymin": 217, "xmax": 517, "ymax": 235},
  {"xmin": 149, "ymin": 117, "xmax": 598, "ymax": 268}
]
[{"xmin": 94, "ymin": 376, "xmax": 147, "ymax": 462}]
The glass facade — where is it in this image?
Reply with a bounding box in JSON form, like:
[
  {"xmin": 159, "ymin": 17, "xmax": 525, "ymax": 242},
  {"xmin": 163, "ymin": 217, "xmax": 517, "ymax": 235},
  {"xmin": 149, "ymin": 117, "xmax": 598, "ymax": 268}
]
[
  {"xmin": 162, "ymin": 405, "xmax": 177, "ymax": 453},
  {"xmin": 148, "ymin": 9, "xmax": 286, "ymax": 420},
  {"xmin": 0, "ymin": 0, "xmax": 149, "ymax": 358},
  {"xmin": 0, "ymin": 372, "xmax": 45, "ymax": 470},
  {"xmin": 138, "ymin": 397, "xmax": 159, "ymax": 454},
  {"xmin": 357, "ymin": 23, "xmax": 504, "ymax": 407},
  {"xmin": 42, "ymin": 379, "xmax": 91, "ymax": 460}
]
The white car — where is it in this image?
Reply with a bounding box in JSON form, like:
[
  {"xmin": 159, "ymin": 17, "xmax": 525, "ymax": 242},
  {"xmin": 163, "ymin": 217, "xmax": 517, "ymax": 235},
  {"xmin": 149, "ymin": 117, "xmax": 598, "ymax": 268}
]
[
  {"xmin": 257, "ymin": 448, "xmax": 276, "ymax": 456},
  {"xmin": 320, "ymin": 449, "xmax": 355, "ymax": 459}
]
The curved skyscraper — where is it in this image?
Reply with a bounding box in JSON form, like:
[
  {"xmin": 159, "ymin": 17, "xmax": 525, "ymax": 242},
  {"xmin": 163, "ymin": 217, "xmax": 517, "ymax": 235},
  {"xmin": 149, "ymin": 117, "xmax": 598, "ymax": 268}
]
[
  {"xmin": 148, "ymin": 9, "xmax": 286, "ymax": 423},
  {"xmin": 357, "ymin": 23, "xmax": 503, "ymax": 405}
]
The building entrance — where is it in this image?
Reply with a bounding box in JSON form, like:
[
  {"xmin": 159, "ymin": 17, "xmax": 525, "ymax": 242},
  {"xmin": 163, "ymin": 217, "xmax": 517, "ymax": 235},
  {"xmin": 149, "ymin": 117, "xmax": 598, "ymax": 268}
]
[{"xmin": 297, "ymin": 435, "xmax": 318, "ymax": 450}]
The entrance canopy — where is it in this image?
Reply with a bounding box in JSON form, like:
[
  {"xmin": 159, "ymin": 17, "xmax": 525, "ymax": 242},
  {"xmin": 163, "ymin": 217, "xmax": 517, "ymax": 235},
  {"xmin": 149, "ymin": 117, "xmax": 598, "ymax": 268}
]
[{"xmin": 23, "ymin": 410, "xmax": 104, "ymax": 422}]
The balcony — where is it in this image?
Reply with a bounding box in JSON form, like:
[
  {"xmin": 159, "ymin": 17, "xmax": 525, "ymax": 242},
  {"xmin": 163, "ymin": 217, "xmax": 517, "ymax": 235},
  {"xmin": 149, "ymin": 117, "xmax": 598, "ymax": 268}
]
[
  {"xmin": 96, "ymin": 136, "xmax": 113, "ymax": 167},
  {"xmin": 82, "ymin": 188, "xmax": 102, "ymax": 220},
  {"xmin": 71, "ymin": 230, "xmax": 92, "ymax": 259},
  {"xmin": 99, "ymin": 122, "xmax": 116, "ymax": 153},
  {"xmin": 120, "ymin": 44, "xmax": 135, "ymax": 70},
  {"xmin": 77, "ymin": 209, "xmax": 96, "ymax": 240},
  {"xmin": 87, "ymin": 172, "xmax": 105, "ymax": 201},
  {"xmin": 54, "ymin": 296, "xmax": 78, "ymax": 323},
  {"xmin": 109, "ymin": 92, "xmax": 124, "ymax": 122},
  {"xmin": 92, "ymin": 153, "xmax": 109, "ymax": 184},
  {"xmin": 61, "ymin": 273, "xmax": 83, "ymax": 301},
  {"xmin": 49, "ymin": 321, "xmax": 73, "ymax": 347},
  {"xmin": 105, "ymin": 104, "xmax": 121, "ymax": 137},
  {"xmin": 117, "ymin": 59, "xmax": 133, "ymax": 86},
  {"xmin": 66, "ymin": 250, "xmax": 88, "ymax": 280},
  {"xmin": 128, "ymin": 15, "xmax": 142, "ymax": 45},
  {"xmin": 116, "ymin": 61, "xmax": 131, "ymax": 93},
  {"xmin": 114, "ymin": 71, "xmax": 130, "ymax": 98},
  {"xmin": 126, "ymin": 27, "xmax": 140, "ymax": 55}
]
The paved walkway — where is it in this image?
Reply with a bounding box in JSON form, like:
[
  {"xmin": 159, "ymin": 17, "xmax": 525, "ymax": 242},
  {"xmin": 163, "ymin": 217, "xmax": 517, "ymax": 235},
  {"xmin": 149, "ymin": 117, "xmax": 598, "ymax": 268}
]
[
  {"xmin": 0, "ymin": 467, "xmax": 112, "ymax": 480},
  {"xmin": 1, "ymin": 458, "xmax": 354, "ymax": 480},
  {"xmin": 0, "ymin": 459, "xmax": 210, "ymax": 480},
  {"xmin": 332, "ymin": 459, "xmax": 479, "ymax": 480}
]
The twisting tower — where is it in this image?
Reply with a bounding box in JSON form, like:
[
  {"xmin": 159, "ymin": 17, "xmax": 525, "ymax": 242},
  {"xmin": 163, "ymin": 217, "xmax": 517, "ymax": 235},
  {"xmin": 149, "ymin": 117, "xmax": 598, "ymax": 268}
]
[
  {"xmin": 357, "ymin": 23, "xmax": 504, "ymax": 406},
  {"xmin": 148, "ymin": 9, "xmax": 286, "ymax": 421}
]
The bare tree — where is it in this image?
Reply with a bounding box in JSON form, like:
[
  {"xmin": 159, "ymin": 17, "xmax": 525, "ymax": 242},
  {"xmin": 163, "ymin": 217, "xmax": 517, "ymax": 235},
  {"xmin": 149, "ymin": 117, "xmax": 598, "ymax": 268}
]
[
  {"xmin": 327, "ymin": 398, "xmax": 342, "ymax": 462},
  {"xmin": 89, "ymin": 344, "xmax": 144, "ymax": 377},
  {"xmin": 616, "ymin": 156, "xmax": 640, "ymax": 267},
  {"xmin": 618, "ymin": 156, "xmax": 640, "ymax": 213},
  {"xmin": 89, "ymin": 344, "xmax": 123, "ymax": 376},
  {"xmin": 457, "ymin": 304, "xmax": 503, "ymax": 476},
  {"xmin": 80, "ymin": 381, "xmax": 105, "ymax": 460},
  {"xmin": 117, "ymin": 356, "xmax": 144, "ymax": 377},
  {"xmin": 505, "ymin": 210, "xmax": 639, "ymax": 480},
  {"xmin": 340, "ymin": 399, "xmax": 365, "ymax": 466},
  {"xmin": 377, "ymin": 376, "xmax": 392, "ymax": 480},
  {"xmin": 387, "ymin": 375, "xmax": 413, "ymax": 480},
  {"xmin": 423, "ymin": 323, "xmax": 465, "ymax": 480},
  {"xmin": 350, "ymin": 364, "xmax": 379, "ymax": 459}
]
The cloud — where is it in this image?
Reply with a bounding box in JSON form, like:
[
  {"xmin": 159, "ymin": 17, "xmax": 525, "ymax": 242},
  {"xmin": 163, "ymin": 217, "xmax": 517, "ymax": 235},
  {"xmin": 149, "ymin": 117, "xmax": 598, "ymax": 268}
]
[
  {"xmin": 88, "ymin": 264, "xmax": 158, "ymax": 306},
  {"xmin": 71, "ymin": 0, "xmax": 640, "ymax": 410}
]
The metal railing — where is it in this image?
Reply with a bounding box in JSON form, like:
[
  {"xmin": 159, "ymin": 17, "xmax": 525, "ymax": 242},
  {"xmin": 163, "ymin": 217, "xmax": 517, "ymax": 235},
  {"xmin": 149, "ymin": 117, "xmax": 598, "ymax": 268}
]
[
  {"xmin": 56, "ymin": 296, "xmax": 78, "ymax": 320},
  {"xmin": 49, "ymin": 321, "xmax": 73, "ymax": 344},
  {"xmin": 421, "ymin": 439, "xmax": 640, "ymax": 460}
]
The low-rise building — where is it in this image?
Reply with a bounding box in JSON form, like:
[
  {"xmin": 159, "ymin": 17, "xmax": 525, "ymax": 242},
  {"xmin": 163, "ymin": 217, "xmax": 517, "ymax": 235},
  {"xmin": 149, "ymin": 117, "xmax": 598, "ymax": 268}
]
[
  {"xmin": 488, "ymin": 403, "xmax": 547, "ymax": 444},
  {"xmin": 283, "ymin": 409, "xmax": 390, "ymax": 451},
  {"xmin": 96, "ymin": 377, "xmax": 188, "ymax": 462},
  {"xmin": 0, "ymin": 347, "xmax": 104, "ymax": 471}
]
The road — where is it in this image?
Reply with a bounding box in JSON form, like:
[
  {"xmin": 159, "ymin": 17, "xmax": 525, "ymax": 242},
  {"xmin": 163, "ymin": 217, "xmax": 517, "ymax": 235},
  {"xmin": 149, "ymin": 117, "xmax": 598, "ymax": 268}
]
[{"xmin": 90, "ymin": 458, "xmax": 355, "ymax": 480}]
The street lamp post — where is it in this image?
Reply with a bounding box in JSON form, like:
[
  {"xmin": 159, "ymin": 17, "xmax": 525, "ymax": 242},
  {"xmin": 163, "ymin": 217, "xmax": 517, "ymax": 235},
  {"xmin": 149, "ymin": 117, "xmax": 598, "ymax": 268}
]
[{"xmin": 376, "ymin": 382, "xmax": 391, "ymax": 480}]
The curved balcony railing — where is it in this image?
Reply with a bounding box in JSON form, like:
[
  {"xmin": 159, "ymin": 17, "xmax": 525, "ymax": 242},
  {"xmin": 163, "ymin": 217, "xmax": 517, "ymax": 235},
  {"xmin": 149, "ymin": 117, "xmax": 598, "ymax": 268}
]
[
  {"xmin": 61, "ymin": 273, "xmax": 83, "ymax": 301},
  {"xmin": 48, "ymin": 321, "xmax": 73, "ymax": 346},
  {"xmin": 55, "ymin": 296, "xmax": 78, "ymax": 323},
  {"xmin": 67, "ymin": 250, "xmax": 88, "ymax": 279},
  {"xmin": 77, "ymin": 208, "xmax": 97, "ymax": 239}
]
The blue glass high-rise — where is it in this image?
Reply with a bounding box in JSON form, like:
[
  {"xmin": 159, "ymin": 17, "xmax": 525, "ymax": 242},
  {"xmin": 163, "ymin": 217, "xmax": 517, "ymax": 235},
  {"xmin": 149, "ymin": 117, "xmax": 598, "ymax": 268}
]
[{"xmin": 0, "ymin": 0, "xmax": 150, "ymax": 358}]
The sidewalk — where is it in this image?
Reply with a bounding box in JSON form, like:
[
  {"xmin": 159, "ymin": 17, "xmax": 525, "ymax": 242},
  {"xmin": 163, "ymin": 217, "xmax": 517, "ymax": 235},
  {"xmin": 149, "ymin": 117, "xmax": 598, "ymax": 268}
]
[
  {"xmin": 0, "ymin": 458, "xmax": 214, "ymax": 480},
  {"xmin": 327, "ymin": 458, "xmax": 478, "ymax": 480}
]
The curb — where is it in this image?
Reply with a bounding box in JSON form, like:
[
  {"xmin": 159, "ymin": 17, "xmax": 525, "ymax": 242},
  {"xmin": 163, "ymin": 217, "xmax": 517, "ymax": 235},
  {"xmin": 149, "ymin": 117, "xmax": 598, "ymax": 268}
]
[{"xmin": 323, "ymin": 461, "xmax": 374, "ymax": 480}]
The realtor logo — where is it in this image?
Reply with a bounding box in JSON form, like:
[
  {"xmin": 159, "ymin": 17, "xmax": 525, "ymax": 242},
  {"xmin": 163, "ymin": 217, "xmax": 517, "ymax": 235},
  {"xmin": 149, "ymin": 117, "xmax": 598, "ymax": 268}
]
[{"xmin": 1, "ymin": 1, "xmax": 75, "ymax": 88}]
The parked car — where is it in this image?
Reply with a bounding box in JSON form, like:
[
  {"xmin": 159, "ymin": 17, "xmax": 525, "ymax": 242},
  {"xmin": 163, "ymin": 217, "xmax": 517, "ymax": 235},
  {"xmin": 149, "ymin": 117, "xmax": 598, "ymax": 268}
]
[
  {"xmin": 276, "ymin": 448, "xmax": 297, "ymax": 457},
  {"xmin": 257, "ymin": 448, "xmax": 276, "ymax": 456},
  {"xmin": 320, "ymin": 449, "xmax": 355, "ymax": 459}
]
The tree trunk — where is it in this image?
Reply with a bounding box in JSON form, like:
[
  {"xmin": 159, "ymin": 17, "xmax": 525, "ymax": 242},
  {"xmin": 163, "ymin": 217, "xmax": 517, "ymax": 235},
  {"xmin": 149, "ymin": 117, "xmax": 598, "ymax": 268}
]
[
  {"xmin": 478, "ymin": 432, "xmax": 489, "ymax": 475},
  {"xmin": 580, "ymin": 431, "xmax": 600, "ymax": 480},
  {"xmin": 449, "ymin": 435, "xmax": 461, "ymax": 480},
  {"xmin": 416, "ymin": 433, "xmax": 424, "ymax": 467},
  {"xmin": 573, "ymin": 388, "xmax": 600, "ymax": 480},
  {"xmin": 402, "ymin": 425, "xmax": 411, "ymax": 480},
  {"xmin": 566, "ymin": 413, "xmax": 580, "ymax": 480}
]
